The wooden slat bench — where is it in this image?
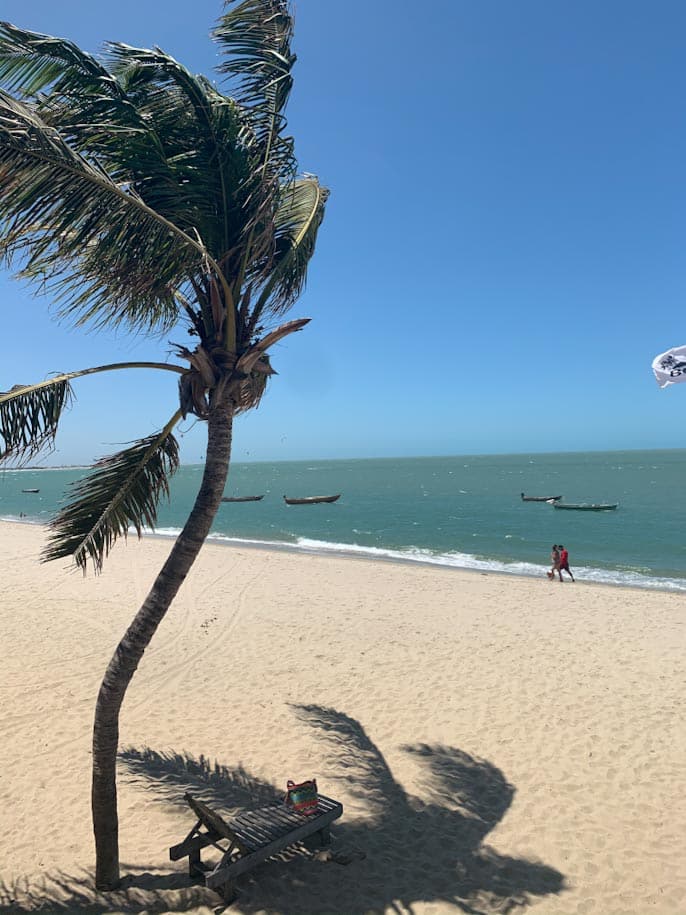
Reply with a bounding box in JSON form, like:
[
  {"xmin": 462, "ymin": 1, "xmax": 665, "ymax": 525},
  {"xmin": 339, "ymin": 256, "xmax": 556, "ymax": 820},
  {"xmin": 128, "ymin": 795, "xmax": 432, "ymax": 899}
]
[{"xmin": 169, "ymin": 791, "xmax": 343, "ymax": 901}]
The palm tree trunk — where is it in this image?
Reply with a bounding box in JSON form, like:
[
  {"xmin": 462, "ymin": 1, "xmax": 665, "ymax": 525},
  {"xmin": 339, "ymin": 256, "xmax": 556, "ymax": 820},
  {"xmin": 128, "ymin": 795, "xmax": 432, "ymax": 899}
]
[{"xmin": 92, "ymin": 387, "xmax": 234, "ymax": 890}]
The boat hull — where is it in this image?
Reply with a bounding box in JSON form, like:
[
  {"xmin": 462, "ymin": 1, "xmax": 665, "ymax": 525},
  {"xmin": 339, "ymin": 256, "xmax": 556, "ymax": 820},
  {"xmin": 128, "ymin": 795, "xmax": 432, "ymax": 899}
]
[
  {"xmin": 283, "ymin": 494, "xmax": 341, "ymax": 505},
  {"xmin": 553, "ymin": 503, "xmax": 618, "ymax": 511},
  {"xmin": 521, "ymin": 494, "xmax": 561, "ymax": 502},
  {"xmin": 221, "ymin": 495, "xmax": 264, "ymax": 502}
]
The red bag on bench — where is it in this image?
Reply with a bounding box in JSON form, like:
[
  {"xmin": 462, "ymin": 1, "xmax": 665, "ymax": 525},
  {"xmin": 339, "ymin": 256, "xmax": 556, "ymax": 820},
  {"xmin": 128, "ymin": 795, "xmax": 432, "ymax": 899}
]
[{"xmin": 285, "ymin": 778, "xmax": 318, "ymax": 815}]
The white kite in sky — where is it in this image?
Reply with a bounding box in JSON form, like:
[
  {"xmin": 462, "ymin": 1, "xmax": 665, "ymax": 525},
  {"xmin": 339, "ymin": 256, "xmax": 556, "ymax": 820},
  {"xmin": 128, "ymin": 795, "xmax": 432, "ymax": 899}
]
[{"xmin": 652, "ymin": 345, "xmax": 686, "ymax": 388}]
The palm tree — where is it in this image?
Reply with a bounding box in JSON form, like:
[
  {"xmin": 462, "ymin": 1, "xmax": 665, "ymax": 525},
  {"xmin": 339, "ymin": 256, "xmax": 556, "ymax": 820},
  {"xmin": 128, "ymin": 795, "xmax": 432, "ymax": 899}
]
[{"xmin": 0, "ymin": 0, "xmax": 327, "ymax": 890}]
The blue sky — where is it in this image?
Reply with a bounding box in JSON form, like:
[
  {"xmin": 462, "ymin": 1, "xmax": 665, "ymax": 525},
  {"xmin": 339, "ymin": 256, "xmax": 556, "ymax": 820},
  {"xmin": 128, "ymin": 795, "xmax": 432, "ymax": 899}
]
[{"xmin": 2, "ymin": 0, "xmax": 686, "ymax": 465}]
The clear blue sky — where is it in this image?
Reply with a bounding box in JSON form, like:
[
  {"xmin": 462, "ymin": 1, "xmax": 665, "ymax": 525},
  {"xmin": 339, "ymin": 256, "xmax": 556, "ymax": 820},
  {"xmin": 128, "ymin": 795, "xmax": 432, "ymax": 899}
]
[{"xmin": 2, "ymin": 0, "xmax": 686, "ymax": 465}]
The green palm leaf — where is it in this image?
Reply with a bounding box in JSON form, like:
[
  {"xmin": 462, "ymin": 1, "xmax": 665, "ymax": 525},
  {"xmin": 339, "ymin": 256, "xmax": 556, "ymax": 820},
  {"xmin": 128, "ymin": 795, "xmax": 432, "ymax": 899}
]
[
  {"xmin": 0, "ymin": 362, "xmax": 186, "ymax": 467},
  {"xmin": 213, "ymin": 0, "xmax": 294, "ymax": 127},
  {"xmin": 0, "ymin": 21, "xmax": 124, "ymax": 99},
  {"xmin": 0, "ymin": 24, "xmax": 251, "ymax": 267},
  {"xmin": 0, "ymin": 90, "xmax": 206, "ymax": 332},
  {"xmin": 0, "ymin": 23, "xmax": 168, "ymax": 193},
  {"xmin": 103, "ymin": 43, "xmax": 250, "ymax": 261},
  {"xmin": 249, "ymin": 177, "xmax": 328, "ymax": 327},
  {"xmin": 44, "ymin": 421, "xmax": 181, "ymax": 572},
  {"xmin": 0, "ymin": 376, "xmax": 73, "ymax": 464},
  {"xmin": 213, "ymin": 0, "xmax": 299, "ymax": 292}
]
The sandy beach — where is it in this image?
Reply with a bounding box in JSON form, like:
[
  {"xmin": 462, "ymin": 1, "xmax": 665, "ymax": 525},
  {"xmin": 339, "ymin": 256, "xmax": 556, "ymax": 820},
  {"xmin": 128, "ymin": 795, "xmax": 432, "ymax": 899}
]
[{"xmin": 0, "ymin": 518, "xmax": 684, "ymax": 915}]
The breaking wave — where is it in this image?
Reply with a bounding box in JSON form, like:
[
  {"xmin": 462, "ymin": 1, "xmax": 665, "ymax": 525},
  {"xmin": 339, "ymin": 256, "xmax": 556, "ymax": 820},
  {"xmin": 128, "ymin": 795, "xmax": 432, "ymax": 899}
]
[{"xmin": 150, "ymin": 527, "xmax": 686, "ymax": 593}]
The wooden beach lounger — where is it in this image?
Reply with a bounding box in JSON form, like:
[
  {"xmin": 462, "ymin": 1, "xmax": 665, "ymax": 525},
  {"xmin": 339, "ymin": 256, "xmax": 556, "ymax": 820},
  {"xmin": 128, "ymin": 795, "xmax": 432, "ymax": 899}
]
[{"xmin": 169, "ymin": 791, "xmax": 343, "ymax": 902}]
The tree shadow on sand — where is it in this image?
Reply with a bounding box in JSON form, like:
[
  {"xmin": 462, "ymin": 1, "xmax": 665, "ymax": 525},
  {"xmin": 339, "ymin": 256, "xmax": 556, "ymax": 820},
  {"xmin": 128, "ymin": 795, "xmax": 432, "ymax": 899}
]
[
  {"xmin": 122, "ymin": 705, "xmax": 564, "ymax": 914},
  {"xmin": 0, "ymin": 866, "xmax": 217, "ymax": 914},
  {"xmin": 0, "ymin": 706, "xmax": 565, "ymax": 914}
]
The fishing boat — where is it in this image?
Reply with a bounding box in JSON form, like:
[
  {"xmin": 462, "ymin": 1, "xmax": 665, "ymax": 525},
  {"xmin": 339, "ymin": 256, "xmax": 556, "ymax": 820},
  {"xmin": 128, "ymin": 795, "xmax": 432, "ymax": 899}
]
[
  {"xmin": 221, "ymin": 495, "xmax": 264, "ymax": 502},
  {"xmin": 283, "ymin": 494, "xmax": 341, "ymax": 505},
  {"xmin": 553, "ymin": 502, "xmax": 618, "ymax": 511},
  {"xmin": 21, "ymin": 488, "xmax": 40, "ymax": 493},
  {"xmin": 521, "ymin": 492, "xmax": 561, "ymax": 502}
]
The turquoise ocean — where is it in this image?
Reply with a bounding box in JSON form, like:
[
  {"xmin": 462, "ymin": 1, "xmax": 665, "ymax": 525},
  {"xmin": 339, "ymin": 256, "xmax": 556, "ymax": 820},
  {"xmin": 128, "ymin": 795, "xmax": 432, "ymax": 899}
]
[{"xmin": 2, "ymin": 449, "xmax": 685, "ymax": 592}]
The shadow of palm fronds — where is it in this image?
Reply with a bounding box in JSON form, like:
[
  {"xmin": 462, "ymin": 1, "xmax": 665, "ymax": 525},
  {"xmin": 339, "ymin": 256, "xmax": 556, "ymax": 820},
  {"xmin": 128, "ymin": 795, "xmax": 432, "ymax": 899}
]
[
  {"xmin": 290, "ymin": 703, "xmax": 409, "ymax": 815},
  {"xmin": 0, "ymin": 712, "xmax": 563, "ymax": 913},
  {"xmin": 120, "ymin": 746, "xmax": 281, "ymax": 813},
  {"xmin": 402, "ymin": 741, "xmax": 515, "ymax": 841},
  {"xmin": 116, "ymin": 705, "xmax": 565, "ymax": 914},
  {"xmin": 285, "ymin": 704, "xmax": 562, "ymax": 913}
]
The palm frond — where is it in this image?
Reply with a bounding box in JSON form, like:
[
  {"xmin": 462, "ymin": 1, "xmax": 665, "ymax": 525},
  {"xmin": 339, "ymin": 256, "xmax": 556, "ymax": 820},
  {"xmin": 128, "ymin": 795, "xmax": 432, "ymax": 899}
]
[
  {"xmin": 0, "ymin": 361, "xmax": 186, "ymax": 465},
  {"xmin": 0, "ymin": 376, "xmax": 73, "ymax": 465},
  {"xmin": 0, "ymin": 90, "xmax": 206, "ymax": 332},
  {"xmin": 0, "ymin": 21, "xmax": 123, "ymax": 99},
  {"xmin": 292, "ymin": 704, "xmax": 409, "ymax": 814},
  {"xmin": 213, "ymin": 0, "xmax": 294, "ymax": 124},
  {"xmin": 103, "ymin": 43, "xmax": 250, "ymax": 261},
  {"xmin": 44, "ymin": 421, "xmax": 181, "ymax": 573},
  {"xmin": 0, "ymin": 23, "xmax": 250, "ymax": 261},
  {"xmin": 106, "ymin": 43, "xmax": 229, "ymax": 142},
  {"xmin": 249, "ymin": 177, "xmax": 328, "ymax": 327},
  {"xmin": 0, "ymin": 23, "xmax": 164, "ymax": 185},
  {"xmin": 213, "ymin": 0, "xmax": 298, "ymax": 280}
]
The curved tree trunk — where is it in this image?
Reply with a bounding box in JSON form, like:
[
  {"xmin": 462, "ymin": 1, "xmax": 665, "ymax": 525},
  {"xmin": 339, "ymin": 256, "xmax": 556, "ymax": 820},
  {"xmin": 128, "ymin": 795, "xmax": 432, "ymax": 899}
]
[{"xmin": 92, "ymin": 388, "xmax": 234, "ymax": 890}]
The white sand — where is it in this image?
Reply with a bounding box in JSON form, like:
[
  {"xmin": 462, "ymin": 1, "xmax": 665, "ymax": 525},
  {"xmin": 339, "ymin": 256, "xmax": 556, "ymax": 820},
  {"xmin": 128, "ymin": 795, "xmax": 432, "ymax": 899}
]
[{"xmin": 0, "ymin": 519, "xmax": 684, "ymax": 915}]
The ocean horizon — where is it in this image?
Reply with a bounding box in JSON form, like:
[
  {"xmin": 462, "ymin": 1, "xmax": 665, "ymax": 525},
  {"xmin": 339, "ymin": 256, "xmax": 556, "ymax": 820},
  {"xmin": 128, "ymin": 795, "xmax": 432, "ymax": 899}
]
[{"xmin": 2, "ymin": 448, "xmax": 685, "ymax": 593}]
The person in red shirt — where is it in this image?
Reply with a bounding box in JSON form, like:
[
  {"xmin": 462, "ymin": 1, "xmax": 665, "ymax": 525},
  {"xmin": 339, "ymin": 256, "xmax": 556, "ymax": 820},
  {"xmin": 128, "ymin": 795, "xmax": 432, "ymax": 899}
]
[{"xmin": 558, "ymin": 544, "xmax": 574, "ymax": 581}]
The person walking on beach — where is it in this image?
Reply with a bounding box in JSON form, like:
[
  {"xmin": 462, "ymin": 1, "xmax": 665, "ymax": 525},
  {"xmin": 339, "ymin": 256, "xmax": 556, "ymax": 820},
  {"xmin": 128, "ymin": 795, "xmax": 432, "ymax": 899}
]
[
  {"xmin": 547, "ymin": 544, "xmax": 561, "ymax": 581},
  {"xmin": 558, "ymin": 544, "xmax": 574, "ymax": 581}
]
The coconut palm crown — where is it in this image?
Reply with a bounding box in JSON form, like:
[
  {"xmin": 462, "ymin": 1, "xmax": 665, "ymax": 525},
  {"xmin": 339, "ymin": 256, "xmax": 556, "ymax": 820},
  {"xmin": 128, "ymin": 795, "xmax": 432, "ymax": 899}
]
[
  {"xmin": 0, "ymin": 0, "xmax": 327, "ymax": 570},
  {"xmin": 0, "ymin": 0, "xmax": 327, "ymax": 890}
]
